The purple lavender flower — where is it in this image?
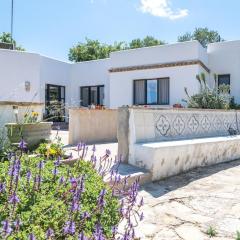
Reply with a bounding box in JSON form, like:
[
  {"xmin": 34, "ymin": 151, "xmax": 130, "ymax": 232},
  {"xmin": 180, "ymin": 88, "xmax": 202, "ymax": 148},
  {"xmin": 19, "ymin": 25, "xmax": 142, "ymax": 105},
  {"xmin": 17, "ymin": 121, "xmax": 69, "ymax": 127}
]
[
  {"xmin": 19, "ymin": 139, "xmax": 27, "ymax": 150},
  {"xmin": 1, "ymin": 220, "xmax": 12, "ymax": 236},
  {"xmin": 34, "ymin": 175, "xmax": 42, "ymax": 190},
  {"xmin": 26, "ymin": 170, "xmax": 32, "ymax": 182},
  {"xmin": 112, "ymin": 225, "xmax": 118, "ymax": 236},
  {"xmin": 139, "ymin": 197, "xmax": 144, "ymax": 207},
  {"xmin": 94, "ymin": 224, "xmax": 104, "ymax": 240},
  {"xmin": 14, "ymin": 219, "xmax": 21, "ymax": 231},
  {"xmin": 52, "ymin": 167, "xmax": 59, "ymax": 176},
  {"xmin": 0, "ymin": 182, "xmax": 6, "ymax": 193},
  {"xmin": 9, "ymin": 193, "xmax": 20, "ymax": 205},
  {"xmin": 70, "ymin": 177, "xmax": 78, "ymax": 188},
  {"xmin": 77, "ymin": 142, "xmax": 82, "ymax": 152},
  {"xmin": 139, "ymin": 212, "xmax": 144, "ymax": 221},
  {"xmin": 37, "ymin": 161, "xmax": 44, "ymax": 170},
  {"xmin": 59, "ymin": 176, "xmax": 65, "ymax": 185},
  {"xmin": 97, "ymin": 189, "xmax": 106, "ymax": 211},
  {"xmin": 92, "ymin": 144, "xmax": 96, "ymax": 152},
  {"xmin": 70, "ymin": 201, "xmax": 79, "ymax": 212},
  {"xmin": 54, "ymin": 157, "xmax": 61, "ymax": 166},
  {"xmin": 82, "ymin": 211, "xmax": 90, "ymax": 219},
  {"xmin": 29, "ymin": 233, "xmax": 36, "ymax": 240},
  {"xmin": 78, "ymin": 232, "xmax": 88, "ymax": 240},
  {"xmin": 46, "ymin": 228, "xmax": 54, "ymax": 238},
  {"xmin": 64, "ymin": 221, "xmax": 75, "ymax": 235}
]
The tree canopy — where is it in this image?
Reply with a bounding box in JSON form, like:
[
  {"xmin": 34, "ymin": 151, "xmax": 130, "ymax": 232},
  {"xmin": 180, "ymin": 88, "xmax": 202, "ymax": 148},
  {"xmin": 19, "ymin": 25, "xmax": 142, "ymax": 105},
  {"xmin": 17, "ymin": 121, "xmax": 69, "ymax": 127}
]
[
  {"xmin": 0, "ymin": 32, "xmax": 25, "ymax": 51},
  {"xmin": 68, "ymin": 36, "xmax": 165, "ymax": 62},
  {"xmin": 129, "ymin": 36, "xmax": 165, "ymax": 49},
  {"xmin": 178, "ymin": 27, "xmax": 224, "ymax": 48}
]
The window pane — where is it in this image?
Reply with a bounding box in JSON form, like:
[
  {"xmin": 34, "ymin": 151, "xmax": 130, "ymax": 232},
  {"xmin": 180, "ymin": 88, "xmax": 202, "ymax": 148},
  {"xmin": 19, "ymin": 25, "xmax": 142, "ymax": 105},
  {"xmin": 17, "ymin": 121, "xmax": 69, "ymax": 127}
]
[
  {"xmin": 218, "ymin": 75, "xmax": 230, "ymax": 86},
  {"xmin": 81, "ymin": 87, "xmax": 89, "ymax": 107},
  {"xmin": 134, "ymin": 80, "xmax": 145, "ymax": 105},
  {"xmin": 158, "ymin": 78, "xmax": 169, "ymax": 105},
  {"xmin": 99, "ymin": 86, "xmax": 104, "ymax": 105},
  {"xmin": 147, "ymin": 80, "xmax": 157, "ymax": 104},
  {"xmin": 90, "ymin": 87, "xmax": 98, "ymax": 105}
]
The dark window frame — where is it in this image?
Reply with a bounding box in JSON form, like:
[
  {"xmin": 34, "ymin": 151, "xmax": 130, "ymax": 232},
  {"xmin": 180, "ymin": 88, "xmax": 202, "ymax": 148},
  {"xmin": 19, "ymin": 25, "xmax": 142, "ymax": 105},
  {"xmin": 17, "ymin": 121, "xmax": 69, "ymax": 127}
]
[
  {"xmin": 218, "ymin": 74, "xmax": 230, "ymax": 86},
  {"xmin": 133, "ymin": 78, "xmax": 170, "ymax": 105},
  {"xmin": 45, "ymin": 84, "xmax": 66, "ymax": 122},
  {"xmin": 80, "ymin": 85, "xmax": 104, "ymax": 107},
  {"xmin": 218, "ymin": 74, "xmax": 230, "ymax": 93}
]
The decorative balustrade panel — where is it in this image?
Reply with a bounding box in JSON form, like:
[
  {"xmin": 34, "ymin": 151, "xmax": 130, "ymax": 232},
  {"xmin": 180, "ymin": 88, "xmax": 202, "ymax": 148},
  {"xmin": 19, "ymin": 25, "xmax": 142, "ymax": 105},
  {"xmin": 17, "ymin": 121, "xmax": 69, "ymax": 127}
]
[{"xmin": 131, "ymin": 109, "xmax": 240, "ymax": 143}]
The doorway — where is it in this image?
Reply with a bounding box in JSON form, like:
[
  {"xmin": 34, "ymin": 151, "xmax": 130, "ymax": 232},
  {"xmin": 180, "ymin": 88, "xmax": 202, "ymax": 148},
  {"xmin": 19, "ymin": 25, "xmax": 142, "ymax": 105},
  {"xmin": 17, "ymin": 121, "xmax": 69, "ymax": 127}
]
[{"xmin": 45, "ymin": 84, "xmax": 65, "ymax": 122}]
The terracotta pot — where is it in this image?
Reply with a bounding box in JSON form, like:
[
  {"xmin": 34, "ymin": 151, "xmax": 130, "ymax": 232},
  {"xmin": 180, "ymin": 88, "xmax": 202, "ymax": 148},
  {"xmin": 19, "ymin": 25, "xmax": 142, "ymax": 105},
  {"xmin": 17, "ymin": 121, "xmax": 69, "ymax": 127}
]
[{"xmin": 5, "ymin": 122, "xmax": 53, "ymax": 148}]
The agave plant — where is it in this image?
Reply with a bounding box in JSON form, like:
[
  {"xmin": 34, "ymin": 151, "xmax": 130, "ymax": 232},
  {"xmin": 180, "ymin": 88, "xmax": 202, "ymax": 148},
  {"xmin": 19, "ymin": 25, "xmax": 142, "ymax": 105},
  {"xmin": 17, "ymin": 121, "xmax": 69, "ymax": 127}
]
[{"xmin": 184, "ymin": 73, "xmax": 231, "ymax": 109}]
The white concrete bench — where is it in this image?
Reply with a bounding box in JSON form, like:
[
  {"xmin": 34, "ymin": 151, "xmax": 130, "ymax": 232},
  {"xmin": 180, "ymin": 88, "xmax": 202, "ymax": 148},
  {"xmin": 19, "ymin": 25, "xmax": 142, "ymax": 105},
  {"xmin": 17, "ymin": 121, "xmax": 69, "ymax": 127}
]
[
  {"xmin": 118, "ymin": 107, "xmax": 240, "ymax": 181},
  {"xmin": 131, "ymin": 135, "xmax": 240, "ymax": 181}
]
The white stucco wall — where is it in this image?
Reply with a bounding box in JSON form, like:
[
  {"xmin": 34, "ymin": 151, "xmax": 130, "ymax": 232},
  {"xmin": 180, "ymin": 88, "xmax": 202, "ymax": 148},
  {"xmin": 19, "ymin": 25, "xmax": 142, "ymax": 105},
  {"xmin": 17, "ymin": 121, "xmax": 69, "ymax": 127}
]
[
  {"xmin": 2, "ymin": 39, "xmax": 240, "ymax": 116},
  {"xmin": 0, "ymin": 49, "xmax": 41, "ymax": 103},
  {"xmin": 208, "ymin": 40, "xmax": 240, "ymax": 103},
  {"xmin": 70, "ymin": 59, "xmax": 110, "ymax": 107},
  {"xmin": 39, "ymin": 56, "xmax": 71, "ymax": 118},
  {"xmin": 109, "ymin": 65, "xmax": 204, "ymax": 109},
  {"xmin": 110, "ymin": 41, "xmax": 208, "ymax": 68}
]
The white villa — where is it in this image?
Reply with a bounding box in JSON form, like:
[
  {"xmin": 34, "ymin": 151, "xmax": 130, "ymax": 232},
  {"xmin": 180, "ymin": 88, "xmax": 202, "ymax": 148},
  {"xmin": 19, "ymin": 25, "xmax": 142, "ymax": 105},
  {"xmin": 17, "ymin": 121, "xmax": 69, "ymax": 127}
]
[{"xmin": 0, "ymin": 40, "xmax": 239, "ymax": 123}]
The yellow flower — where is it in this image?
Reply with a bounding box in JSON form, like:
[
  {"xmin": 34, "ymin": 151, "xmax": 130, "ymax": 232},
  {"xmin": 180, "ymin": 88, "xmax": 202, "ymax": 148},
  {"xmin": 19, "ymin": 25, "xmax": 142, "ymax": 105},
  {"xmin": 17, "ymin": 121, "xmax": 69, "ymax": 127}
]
[
  {"xmin": 49, "ymin": 148, "xmax": 57, "ymax": 156},
  {"xmin": 32, "ymin": 111, "xmax": 39, "ymax": 117}
]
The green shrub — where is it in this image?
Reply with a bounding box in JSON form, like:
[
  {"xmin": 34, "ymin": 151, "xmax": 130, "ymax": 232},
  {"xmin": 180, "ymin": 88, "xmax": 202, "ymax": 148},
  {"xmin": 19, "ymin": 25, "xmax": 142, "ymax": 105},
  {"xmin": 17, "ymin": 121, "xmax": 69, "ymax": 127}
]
[
  {"xmin": 0, "ymin": 156, "xmax": 120, "ymax": 239},
  {"xmin": 36, "ymin": 142, "xmax": 65, "ymax": 159},
  {"xmin": 184, "ymin": 73, "xmax": 231, "ymax": 109}
]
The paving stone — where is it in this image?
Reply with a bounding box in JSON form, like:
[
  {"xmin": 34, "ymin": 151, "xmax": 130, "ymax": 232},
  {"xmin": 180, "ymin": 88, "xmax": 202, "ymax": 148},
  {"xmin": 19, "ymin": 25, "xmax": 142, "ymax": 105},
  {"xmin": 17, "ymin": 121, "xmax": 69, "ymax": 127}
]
[
  {"xmin": 175, "ymin": 224, "xmax": 206, "ymax": 240},
  {"xmin": 136, "ymin": 160, "xmax": 240, "ymax": 239}
]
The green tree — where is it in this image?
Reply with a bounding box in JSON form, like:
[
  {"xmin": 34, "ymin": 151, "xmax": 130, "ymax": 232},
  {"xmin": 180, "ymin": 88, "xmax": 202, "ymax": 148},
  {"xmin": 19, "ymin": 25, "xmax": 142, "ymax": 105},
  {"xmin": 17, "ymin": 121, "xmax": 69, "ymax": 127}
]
[
  {"xmin": 129, "ymin": 36, "xmax": 165, "ymax": 49},
  {"xmin": 68, "ymin": 38, "xmax": 126, "ymax": 62},
  {"xmin": 178, "ymin": 27, "xmax": 224, "ymax": 47},
  {"xmin": 0, "ymin": 32, "xmax": 25, "ymax": 51},
  {"xmin": 69, "ymin": 36, "xmax": 165, "ymax": 62}
]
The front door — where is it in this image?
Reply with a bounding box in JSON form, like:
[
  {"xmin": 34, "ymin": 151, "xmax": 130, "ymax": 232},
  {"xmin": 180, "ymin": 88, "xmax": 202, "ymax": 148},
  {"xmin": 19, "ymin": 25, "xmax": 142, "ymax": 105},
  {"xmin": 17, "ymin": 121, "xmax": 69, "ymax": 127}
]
[{"xmin": 45, "ymin": 84, "xmax": 65, "ymax": 122}]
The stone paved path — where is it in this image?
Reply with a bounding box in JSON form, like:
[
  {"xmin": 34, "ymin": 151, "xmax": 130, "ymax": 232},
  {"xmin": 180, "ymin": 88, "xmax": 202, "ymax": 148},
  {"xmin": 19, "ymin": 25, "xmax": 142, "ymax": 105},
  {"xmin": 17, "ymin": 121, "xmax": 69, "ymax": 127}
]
[{"xmin": 136, "ymin": 160, "xmax": 240, "ymax": 240}]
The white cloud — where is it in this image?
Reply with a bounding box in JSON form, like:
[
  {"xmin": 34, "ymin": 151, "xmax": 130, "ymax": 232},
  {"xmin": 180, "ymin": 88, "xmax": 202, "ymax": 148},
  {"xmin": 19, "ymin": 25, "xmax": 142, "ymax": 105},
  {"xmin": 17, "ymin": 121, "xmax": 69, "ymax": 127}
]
[{"xmin": 139, "ymin": 0, "xmax": 189, "ymax": 20}]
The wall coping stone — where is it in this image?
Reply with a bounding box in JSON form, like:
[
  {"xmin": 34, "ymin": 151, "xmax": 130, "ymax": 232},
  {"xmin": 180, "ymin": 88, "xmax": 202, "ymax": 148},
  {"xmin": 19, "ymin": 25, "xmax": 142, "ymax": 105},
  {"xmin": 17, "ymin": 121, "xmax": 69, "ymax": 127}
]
[{"xmin": 0, "ymin": 101, "xmax": 44, "ymax": 106}]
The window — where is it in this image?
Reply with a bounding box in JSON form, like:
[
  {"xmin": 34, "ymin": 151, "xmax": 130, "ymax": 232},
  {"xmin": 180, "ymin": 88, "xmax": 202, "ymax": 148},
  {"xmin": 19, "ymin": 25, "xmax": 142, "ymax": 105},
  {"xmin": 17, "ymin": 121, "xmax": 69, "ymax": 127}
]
[
  {"xmin": 218, "ymin": 74, "xmax": 230, "ymax": 87},
  {"xmin": 80, "ymin": 85, "xmax": 104, "ymax": 107},
  {"xmin": 134, "ymin": 78, "xmax": 169, "ymax": 105},
  {"xmin": 147, "ymin": 80, "xmax": 158, "ymax": 104}
]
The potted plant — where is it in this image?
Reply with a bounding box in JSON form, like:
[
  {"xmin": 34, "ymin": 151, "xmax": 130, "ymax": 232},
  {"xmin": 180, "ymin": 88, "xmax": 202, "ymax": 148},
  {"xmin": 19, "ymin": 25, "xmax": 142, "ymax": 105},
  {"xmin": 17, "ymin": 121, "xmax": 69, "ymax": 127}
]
[{"xmin": 5, "ymin": 108, "xmax": 52, "ymax": 149}]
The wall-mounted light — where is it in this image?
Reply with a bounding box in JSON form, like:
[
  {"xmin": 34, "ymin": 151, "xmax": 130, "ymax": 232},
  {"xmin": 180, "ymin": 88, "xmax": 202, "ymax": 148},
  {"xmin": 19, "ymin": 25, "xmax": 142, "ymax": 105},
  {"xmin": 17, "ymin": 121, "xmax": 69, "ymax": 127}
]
[
  {"xmin": 12, "ymin": 105, "xmax": 19, "ymax": 123},
  {"xmin": 25, "ymin": 81, "xmax": 31, "ymax": 92}
]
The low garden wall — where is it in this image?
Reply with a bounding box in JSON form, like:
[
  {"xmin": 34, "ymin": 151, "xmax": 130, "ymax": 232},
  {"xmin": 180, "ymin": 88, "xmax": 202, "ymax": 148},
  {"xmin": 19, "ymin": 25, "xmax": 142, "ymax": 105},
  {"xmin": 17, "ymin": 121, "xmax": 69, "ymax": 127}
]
[
  {"xmin": 118, "ymin": 107, "xmax": 240, "ymax": 180},
  {"xmin": 69, "ymin": 108, "xmax": 118, "ymax": 145}
]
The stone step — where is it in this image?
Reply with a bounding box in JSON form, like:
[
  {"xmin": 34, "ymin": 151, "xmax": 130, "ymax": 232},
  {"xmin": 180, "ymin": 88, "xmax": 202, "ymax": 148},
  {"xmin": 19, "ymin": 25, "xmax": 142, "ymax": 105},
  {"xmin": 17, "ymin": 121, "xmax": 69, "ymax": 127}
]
[{"xmin": 107, "ymin": 164, "xmax": 152, "ymax": 190}]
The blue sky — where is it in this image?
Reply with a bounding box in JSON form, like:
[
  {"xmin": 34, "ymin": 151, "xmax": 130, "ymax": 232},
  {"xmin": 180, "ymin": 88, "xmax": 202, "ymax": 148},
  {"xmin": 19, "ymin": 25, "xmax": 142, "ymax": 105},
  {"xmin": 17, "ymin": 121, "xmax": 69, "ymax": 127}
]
[{"xmin": 0, "ymin": 0, "xmax": 240, "ymax": 61}]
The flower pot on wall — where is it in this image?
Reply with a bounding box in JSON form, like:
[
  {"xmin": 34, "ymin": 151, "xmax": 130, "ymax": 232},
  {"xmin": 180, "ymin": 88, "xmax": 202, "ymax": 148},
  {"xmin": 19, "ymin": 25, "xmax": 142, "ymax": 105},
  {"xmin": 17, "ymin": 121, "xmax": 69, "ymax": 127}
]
[{"xmin": 5, "ymin": 122, "xmax": 53, "ymax": 149}]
